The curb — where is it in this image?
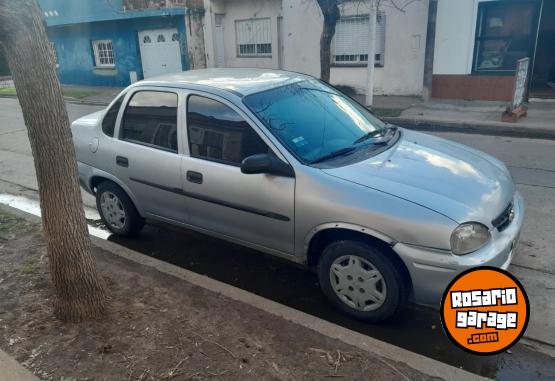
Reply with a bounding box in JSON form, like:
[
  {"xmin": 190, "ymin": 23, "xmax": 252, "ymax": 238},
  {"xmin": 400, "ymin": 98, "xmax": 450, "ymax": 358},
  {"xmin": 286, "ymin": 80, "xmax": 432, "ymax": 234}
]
[
  {"xmin": 0, "ymin": 94, "xmax": 109, "ymax": 107},
  {"xmin": 0, "ymin": 350, "xmax": 39, "ymax": 381},
  {"xmin": 0, "ymin": 203, "xmax": 487, "ymax": 380},
  {"xmin": 92, "ymin": 236, "xmax": 489, "ymax": 381},
  {"xmin": 384, "ymin": 117, "xmax": 555, "ymax": 140}
]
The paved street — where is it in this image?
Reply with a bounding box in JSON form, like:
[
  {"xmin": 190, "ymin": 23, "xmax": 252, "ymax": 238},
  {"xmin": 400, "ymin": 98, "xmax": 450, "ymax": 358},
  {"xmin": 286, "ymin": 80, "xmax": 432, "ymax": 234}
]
[{"xmin": 1, "ymin": 97, "xmax": 554, "ymax": 379}]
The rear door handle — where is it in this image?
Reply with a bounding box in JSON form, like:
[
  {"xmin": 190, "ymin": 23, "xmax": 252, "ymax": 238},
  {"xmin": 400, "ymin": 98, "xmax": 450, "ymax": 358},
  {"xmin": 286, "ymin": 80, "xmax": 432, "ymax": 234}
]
[
  {"xmin": 186, "ymin": 170, "xmax": 203, "ymax": 184},
  {"xmin": 116, "ymin": 156, "xmax": 129, "ymax": 167}
]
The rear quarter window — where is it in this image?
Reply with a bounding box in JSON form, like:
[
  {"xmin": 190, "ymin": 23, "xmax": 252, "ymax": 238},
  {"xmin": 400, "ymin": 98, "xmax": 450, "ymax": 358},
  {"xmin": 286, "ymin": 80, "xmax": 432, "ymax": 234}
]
[{"xmin": 102, "ymin": 94, "xmax": 125, "ymax": 137}]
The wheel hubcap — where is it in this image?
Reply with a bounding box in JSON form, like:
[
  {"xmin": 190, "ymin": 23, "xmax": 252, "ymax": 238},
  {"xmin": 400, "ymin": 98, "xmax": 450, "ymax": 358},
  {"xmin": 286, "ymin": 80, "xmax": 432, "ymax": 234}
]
[
  {"xmin": 100, "ymin": 191, "xmax": 126, "ymax": 229},
  {"xmin": 329, "ymin": 255, "xmax": 387, "ymax": 311}
]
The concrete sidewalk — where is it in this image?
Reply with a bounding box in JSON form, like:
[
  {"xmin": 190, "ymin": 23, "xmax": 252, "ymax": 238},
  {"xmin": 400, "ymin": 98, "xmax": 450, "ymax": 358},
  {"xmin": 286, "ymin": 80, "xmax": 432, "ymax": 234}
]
[
  {"xmin": 0, "ymin": 350, "xmax": 39, "ymax": 381},
  {"xmin": 377, "ymin": 96, "xmax": 555, "ymax": 139}
]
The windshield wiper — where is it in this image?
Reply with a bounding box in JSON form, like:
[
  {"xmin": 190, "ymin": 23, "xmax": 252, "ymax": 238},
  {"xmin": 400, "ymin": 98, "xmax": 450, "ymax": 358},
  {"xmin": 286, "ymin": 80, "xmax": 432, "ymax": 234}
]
[
  {"xmin": 352, "ymin": 125, "xmax": 398, "ymax": 145},
  {"xmin": 310, "ymin": 146, "xmax": 357, "ymax": 164}
]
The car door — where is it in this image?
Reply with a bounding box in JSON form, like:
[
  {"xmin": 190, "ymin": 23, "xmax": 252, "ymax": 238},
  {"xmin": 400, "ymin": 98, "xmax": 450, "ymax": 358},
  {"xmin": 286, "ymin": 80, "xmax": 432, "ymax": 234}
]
[
  {"xmin": 181, "ymin": 93, "xmax": 295, "ymax": 254},
  {"xmin": 111, "ymin": 88, "xmax": 188, "ymax": 223}
]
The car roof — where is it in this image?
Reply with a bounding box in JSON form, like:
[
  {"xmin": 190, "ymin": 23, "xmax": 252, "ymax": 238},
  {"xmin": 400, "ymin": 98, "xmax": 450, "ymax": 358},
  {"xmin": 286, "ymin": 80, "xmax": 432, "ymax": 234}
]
[{"xmin": 134, "ymin": 68, "xmax": 313, "ymax": 97}]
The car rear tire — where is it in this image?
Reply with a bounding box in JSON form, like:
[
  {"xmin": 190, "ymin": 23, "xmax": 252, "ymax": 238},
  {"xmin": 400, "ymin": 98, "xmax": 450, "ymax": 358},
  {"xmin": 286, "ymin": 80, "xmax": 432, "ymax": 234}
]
[
  {"xmin": 95, "ymin": 181, "xmax": 144, "ymax": 236},
  {"xmin": 317, "ymin": 240, "xmax": 408, "ymax": 322}
]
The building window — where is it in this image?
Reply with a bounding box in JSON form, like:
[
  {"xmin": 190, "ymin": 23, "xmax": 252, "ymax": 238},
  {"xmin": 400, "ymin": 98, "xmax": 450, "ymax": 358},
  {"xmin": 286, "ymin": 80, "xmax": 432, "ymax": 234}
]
[
  {"xmin": 92, "ymin": 40, "xmax": 115, "ymax": 68},
  {"xmin": 473, "ymin": 1, "xmax": 536, "ymax": 74},
  {"xmin": 332, "ymin": 13, "xmax": 386, "ymax": 67},
  {"xmin": 235, "ymin": 18, "xmax": 272, "ymax": 57}
]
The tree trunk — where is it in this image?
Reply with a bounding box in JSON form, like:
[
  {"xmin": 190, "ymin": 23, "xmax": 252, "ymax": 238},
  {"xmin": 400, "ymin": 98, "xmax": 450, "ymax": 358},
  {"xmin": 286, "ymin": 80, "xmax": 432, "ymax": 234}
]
[
  {"xmin": 365, "ymin": 3, "xmax": 377, "ymax": 106},
  {"xmin": 186, "ymin": 0, "xmax": 207, "ymax": 69},
  {"xmin": 317, "ymin": 0, "xmax": 340, "ymax": 82},
  {"xmin": 0, "ymin": 0, "xmax": 108, "ymax": 322}
]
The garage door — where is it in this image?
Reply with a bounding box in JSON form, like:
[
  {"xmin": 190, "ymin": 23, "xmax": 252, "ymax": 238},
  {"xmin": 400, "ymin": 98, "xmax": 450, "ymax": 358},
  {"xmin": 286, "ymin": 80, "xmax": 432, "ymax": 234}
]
[{"xmin": 138, "ymin": 29, "xmax": 182, "ymax": 79}]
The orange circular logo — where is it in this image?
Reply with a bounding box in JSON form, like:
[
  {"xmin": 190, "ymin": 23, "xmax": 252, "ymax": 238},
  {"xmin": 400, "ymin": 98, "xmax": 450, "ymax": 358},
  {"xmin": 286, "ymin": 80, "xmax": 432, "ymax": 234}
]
[{"xmin": 440, "ymin": 267, "xmax": 529, "ymax": 355}]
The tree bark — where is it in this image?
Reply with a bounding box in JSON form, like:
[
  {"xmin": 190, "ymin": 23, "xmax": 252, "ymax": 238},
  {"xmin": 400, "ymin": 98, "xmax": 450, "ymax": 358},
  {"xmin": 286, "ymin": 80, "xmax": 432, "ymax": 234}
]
[
  {"xmin": 185, "ymin": 0, "xmax": 207, "ymax": 69},
  {"xmin": 316, "ymin": 0, "xmax": 340, "ymax": 82},
  {"xmin": 0, "ymin": 0, "xmax": 107, "ymax": 322}
]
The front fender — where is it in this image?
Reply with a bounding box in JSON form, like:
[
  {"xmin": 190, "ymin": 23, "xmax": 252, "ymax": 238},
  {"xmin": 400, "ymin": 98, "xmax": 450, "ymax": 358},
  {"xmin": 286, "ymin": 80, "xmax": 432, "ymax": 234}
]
[{"xmin": 304, "ymin": 222, "xmax": 396, "ymax": 256}]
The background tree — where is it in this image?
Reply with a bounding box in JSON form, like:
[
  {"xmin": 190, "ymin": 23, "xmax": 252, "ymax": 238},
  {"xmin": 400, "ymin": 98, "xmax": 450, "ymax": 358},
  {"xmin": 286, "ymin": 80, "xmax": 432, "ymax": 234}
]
[
  {"xmin": 316, "ymin": 0, "xmax": 341, "ymax": 83},
  {"xmin": 315, "ymin": 0, "xmax": 418, "ymax": 105},
  {"xmin": 0, "ymin": 0, "xmax": 108, "ymax": 322}
]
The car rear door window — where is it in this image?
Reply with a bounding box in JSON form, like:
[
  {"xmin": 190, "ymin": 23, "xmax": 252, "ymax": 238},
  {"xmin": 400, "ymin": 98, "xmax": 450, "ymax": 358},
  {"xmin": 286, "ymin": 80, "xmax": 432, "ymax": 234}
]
[
  {"xmin": 120, "ymin": 91, "xmax": 178, "ymax": 152},
  {"xmin": 101, "ymin": 93, "xmax": 125, "ymax": 137},
  {"xmin": 186, "ymin": 95, "xmax": 268, "ymax": 165}
]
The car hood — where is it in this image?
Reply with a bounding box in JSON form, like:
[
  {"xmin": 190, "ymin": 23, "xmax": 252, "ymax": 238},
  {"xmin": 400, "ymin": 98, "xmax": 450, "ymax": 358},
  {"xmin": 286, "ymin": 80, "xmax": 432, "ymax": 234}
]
[{"xmin": 322, "ymin": 129, "xmax": 515, "ymax": 225}]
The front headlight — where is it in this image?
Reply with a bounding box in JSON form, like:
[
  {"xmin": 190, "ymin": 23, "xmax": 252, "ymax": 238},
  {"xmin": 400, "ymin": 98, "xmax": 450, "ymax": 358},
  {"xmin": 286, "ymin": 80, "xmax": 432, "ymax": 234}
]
[{"xmin": 450, "ymin": 223, "xmax": 491, "ymax": 255}]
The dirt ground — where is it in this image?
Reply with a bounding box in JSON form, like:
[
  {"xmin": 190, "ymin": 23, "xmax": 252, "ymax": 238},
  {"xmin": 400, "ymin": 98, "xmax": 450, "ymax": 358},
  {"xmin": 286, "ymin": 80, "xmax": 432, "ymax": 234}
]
[{"xmin": 0, "ymin": 208, "xmax": 437, "ymax": 381}]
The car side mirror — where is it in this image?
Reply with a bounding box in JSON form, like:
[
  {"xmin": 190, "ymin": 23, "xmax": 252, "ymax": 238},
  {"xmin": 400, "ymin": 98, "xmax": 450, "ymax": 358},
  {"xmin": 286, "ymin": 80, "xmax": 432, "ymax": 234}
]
[{"xmin": 240, "ymin": 153, "xmax": 295, "ymax": 177}]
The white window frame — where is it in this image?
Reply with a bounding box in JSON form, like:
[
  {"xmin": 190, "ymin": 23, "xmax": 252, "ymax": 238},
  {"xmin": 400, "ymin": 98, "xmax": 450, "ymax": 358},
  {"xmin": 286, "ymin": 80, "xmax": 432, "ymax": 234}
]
[
  {"xmin": 235, "ymin": 18, "xmax": 272, "ymax": 58},
  {"xmin": 332, "ymin": 12, "xmax": 386, "ymax": 67},
  {"xmin": 92, "ymin": 39, "xmax": 116, "ymax": 68}
]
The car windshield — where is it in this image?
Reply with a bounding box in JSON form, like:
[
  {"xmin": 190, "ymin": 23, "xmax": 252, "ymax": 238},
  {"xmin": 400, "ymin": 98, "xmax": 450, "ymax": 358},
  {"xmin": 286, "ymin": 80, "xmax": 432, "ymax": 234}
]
[{"xmin": 244, "ymin": 79, "xmax": 387, "ymax": 163}]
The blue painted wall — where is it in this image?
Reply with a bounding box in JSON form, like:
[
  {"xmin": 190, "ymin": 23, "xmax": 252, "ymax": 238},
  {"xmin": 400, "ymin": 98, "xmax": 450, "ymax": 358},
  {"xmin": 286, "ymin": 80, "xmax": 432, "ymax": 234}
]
[
  {"xmin": 47, "ymin": 15, "xmax": 189, "ymax": 87},
  {"xmin": 38, "ymin": 0, "xmax": 187, "ymax": 26}
]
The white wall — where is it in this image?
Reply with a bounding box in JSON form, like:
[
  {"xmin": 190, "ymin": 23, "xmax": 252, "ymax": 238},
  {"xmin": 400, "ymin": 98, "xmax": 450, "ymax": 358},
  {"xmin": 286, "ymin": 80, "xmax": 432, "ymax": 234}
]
[
  {"xmin": 281, "ymin": 0, "xmax": 322, "ymax": 77},
  {"xmin": 204, "ymin": 0, "xmax": 282, "ymax": 69},
  {"xmin": 205, "ymin": 0, "xmax": 429, "ymax": 96},
  {"xmin": 433, "ymin": 0, "xmax": 477, "ymax": 75},
  {"xmin": 283, "ymin": 0, "xmax": 429, "ymax": 96}
]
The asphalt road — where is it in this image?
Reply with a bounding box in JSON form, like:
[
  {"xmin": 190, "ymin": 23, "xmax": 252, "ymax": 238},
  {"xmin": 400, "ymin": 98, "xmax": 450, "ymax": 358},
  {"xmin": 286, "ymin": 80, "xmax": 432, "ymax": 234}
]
[{"xmin": 1, "ymin": 98, "xmax": 554, "ymax": 379}]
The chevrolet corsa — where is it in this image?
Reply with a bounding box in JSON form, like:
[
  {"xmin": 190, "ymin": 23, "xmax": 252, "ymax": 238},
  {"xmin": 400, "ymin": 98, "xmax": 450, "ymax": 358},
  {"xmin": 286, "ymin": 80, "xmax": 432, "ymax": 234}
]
[{"xmin": 72, "ymin": 69, "xmax": 524, "ymax": 322}]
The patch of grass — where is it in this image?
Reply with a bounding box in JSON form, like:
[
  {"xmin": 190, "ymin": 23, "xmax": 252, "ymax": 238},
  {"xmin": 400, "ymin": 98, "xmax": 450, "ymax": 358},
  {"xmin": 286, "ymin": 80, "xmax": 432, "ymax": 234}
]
[
  {"xmin": 61, "ymin": 87, "xmax": 97, "ymax": 99},
  {"xmin": 18, "ymin": 256, "xmax": 41, "ymax": 275},
  {"xmin": 370, "ymin": 107, "xmax": 405, "ymax": 118},
  {"xmin": 0, "ymin": 86, "xmax": 97, "ymax": 100},
  {"xmin": 0, "ymin": 208, "xmax": 37, "ymax": 239},
  {"xmin": 0, "ymin": 87, "xmax": 16, "ymax": 96}
]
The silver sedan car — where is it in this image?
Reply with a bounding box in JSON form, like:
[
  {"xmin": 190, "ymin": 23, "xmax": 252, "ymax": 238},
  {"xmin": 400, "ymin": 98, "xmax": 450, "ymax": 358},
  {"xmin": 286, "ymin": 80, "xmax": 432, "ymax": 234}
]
[{"xmin": 72, "ymin": 68, "xmax": 524, "ymax": 322}]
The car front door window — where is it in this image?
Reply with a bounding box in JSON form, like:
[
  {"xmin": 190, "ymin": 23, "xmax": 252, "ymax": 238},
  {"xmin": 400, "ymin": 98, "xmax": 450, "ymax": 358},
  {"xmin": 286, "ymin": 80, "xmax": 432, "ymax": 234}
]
[{"xmin": 187, "ymin": 95, "xmax": 268, "ymax": 165}]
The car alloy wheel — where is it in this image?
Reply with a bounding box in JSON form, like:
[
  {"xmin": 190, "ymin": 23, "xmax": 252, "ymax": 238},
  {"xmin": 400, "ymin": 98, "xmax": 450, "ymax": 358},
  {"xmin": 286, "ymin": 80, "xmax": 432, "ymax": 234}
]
[{"xmin": 329, "ymin": 254, "xmax": 387, "ymax": 312}]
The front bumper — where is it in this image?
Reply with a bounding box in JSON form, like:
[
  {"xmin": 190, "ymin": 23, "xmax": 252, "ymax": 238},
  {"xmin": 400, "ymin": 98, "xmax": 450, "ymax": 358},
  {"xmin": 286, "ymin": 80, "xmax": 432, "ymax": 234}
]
[{"xmin": 394, "ymin": 191, "xmax": 525, "ymax": 307}]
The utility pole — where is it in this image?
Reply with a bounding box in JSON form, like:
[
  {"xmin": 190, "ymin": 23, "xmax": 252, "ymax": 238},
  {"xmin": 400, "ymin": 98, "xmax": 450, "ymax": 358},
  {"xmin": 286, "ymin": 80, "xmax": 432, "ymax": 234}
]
[
  {"xmin": 365, "ymin": 0, "xmax": 377, "ymax": 106},
  {"xmin": 422, "ymin": 0, "xmax": 438, "ymax": 101}
]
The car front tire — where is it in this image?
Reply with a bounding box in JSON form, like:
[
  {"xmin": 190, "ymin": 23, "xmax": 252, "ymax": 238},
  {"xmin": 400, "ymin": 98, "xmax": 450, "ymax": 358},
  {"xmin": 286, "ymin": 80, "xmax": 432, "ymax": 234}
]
[
  {"xmin": 317, "ymin": 240, "xmax": 408, "ymax": 322},
  {"xmin": 95, "ymin": 181, "xmax": 144, "ymax": 236}
]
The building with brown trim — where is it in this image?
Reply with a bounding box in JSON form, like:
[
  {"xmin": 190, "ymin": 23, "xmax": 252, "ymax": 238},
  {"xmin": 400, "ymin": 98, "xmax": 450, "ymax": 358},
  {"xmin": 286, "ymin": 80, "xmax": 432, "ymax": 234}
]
[{"xmin": 432, "ymin": 0, "xmax": 554, "ymax": 101}]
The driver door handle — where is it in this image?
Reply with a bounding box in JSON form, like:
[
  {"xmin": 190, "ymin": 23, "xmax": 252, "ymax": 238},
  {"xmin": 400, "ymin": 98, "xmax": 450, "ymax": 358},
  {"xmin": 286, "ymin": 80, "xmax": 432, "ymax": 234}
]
[{"xmin": 186, "ymin": 171, "xmax": 203, "ymax": 184}]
